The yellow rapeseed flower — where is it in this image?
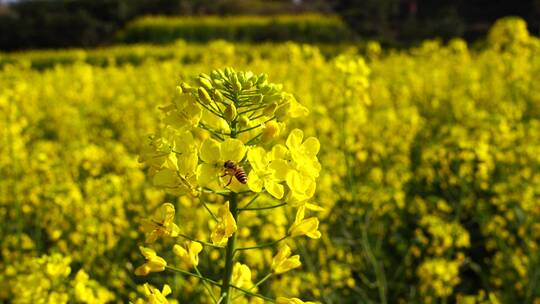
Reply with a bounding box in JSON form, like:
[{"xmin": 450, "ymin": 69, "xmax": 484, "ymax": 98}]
[
  {"xmin": 211, "ymin": 201, "xmax": 237, "ymax": 246},
  {"xmin": 272, "ymin": 245, "xmax": 302, "ymax": 275},
  {"xmin": 134, "ymin": 247, "xmax": 167, "ymax": 276},
  {"xmin": 173, "ymin": 241, "xmax": 203, "ymax": 268},
  {"xmin": 288, "ymin": 205, "xmax": 321, "ymax": 239},
  {"xmin": 141, "ymin": 203, "xmax": 180, "ymax": 243},
  {"xmin": 143, "ymin": 283, "xmax": 172, "ymax": 304}
]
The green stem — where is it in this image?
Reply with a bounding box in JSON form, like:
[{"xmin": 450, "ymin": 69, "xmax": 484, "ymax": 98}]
[
  {"xmin": 166, "ymin": 265, "xmax": 220, "ymax": 286},
  {"xmin": 236, "ymin": 117, "xmax": 275, "ymax": 134},
  {"xmin": 235, "ymin": 235, "xmax": 288, "ymax": 252},
  {"xmin": 220, "ymin": 191, "xmax": 238, "ymax": 304},
  {"xmin": 195, "ymin": 266, "xmax": 218, "ymax": 303},
  {"xmin": 245, "ymin": 133, "xmax": 262, "ymax": 146},
  {"xmin": 201, "ymin": 200, "xmax": 219, "ymax": 221},
  {"xmin": 239, "ymin": 202, "xmax": 286, "ymax": 212},
  {"xmin": 177, "ymin": 233, "xmax": 223, "ymax": 249},
  {"xmin": 232, "ymin": 273, "xmax": 272, "ymax": 300},
  {"xmin": 167, "ymin": 265, "xmax": 276, "ymax": 303},
  {"xmin": 239, "ymin": 193, "xmax": 260, "ymax": 210},
  {"xmin": 230, "ymin": 285, "xmax": 276, "ymax": 303}
]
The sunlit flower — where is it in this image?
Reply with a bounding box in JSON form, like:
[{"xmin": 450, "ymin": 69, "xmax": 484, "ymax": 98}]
[
  {"xmin": 173, "ymin": 241, "xmax": 202, "ymax": 268},
  {"xmin": 272, "ymin": 245, "xmax": 301, "ymax": 275},
  {"xmin": 231, "ymin": 262, "xmax": 253, "ymax": 289},
  {"xmin": 247, "ymin": 147, "xmax": 289, "ymax": 199},
  {"xmin": 288, "ymin": 205, "xmax": 321, "ymax": 239},
  {"xmin": 141, "ymin": 203, "xmax": 180, "ymax": 243},
  {"xmin": 197, "ymin": 138, "xmax": 247, "ymax": 191},
  {"xmin": 134, "ymin": 247, "xmax": 167, "ymax": 276},
  {"xmin": 211, "ymin": 201, "xmax": 237, "ymax": 246},
  {"xmin": 143, "ymin": 283, "xmax": 172, "ymax": 304}
]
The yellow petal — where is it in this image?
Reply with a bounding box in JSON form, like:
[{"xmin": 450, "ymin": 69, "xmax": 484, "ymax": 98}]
[
  {"xmin": 220, "ymin": 138, "xmax": 246, "ymax": 163},
  {"xmin": 264, "ymin": 179, "xmax": 284, "ymax": 199},
  {"xmin": 286, "ymin": 129, "xmax": 304, "ymax": 150},
  {"xmin": 200, "ymin": 138, "xmax": 221, "ymax": 163}
]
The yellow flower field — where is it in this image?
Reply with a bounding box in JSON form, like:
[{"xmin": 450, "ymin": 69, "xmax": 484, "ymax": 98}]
[{"xmin": 1, "ymin": 17, "xmax": 539, "ymax": 303}]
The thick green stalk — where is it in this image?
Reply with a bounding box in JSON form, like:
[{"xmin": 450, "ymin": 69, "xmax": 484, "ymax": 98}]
[{"xmin": 220, "ymin": 120, "xmax": 239, "ymax": 304}]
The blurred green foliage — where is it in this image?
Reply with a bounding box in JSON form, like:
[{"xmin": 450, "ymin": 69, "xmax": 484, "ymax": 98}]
[{"xmin": 117, "ymin": 14, "xmax": 354, "ymax": 44}]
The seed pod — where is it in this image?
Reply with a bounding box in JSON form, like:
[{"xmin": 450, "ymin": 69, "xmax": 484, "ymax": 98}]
[
  {"xmin": 224, "ymin": 103, "xmax": 237, "ymax": 122},
  {"xmin": 198, "ymin": 87, "xmax": 213, "ymax": 105}
]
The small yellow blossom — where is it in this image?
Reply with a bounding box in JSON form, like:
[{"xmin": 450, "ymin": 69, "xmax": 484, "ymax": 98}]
[
  {"xmin": 173, "ymin": 241, "xmax": 203, "ymax": 268},
  {"xmin": 211, "ymin": 201, "xmax": 237, "ymax": 246},
  {"xmin": 143, "ymin": 283, "xmax": 172, "ymax": 304},
  {"xmin": 134, "ymin": 247, "xmax": 167, "ymax": 276},
  {"xmin": 272, "ymin": 245, "xmax": 302, "ymax": 275},
  {"xmin": 197, "ymin": 138, "xmax": 247, "ymax": 190},
  {"xmin": 141, "ymin": 203, "xmax": 180, "ymax": 243},
  {"xmin": 288, "ymin": 205, "xmax": 321, "ymax": 239},
  {"xmin": 231, "ymin": 262, "xmax": 253, "ymax": 289},
  {"xmin": 247, "ymin": 147, "xmax": 289, "ymax": 199}
]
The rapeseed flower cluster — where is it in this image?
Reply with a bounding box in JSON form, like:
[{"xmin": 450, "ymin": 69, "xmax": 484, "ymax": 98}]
[{"xmin": 137, "ymin": 67, "xmax": 321, "ymax": 303}]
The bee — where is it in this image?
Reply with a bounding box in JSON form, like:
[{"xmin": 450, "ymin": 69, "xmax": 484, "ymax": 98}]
[{"xmin": 222, "ymin": 160, "xmax": 247, "ymax": 186}]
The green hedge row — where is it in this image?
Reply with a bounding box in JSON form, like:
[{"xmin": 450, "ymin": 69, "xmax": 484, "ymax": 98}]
[
  {"xmin": 0, "ymin": 41, "xmax": 358, "ymax": 70},
  {"xmin": 117, "ymin": 14, "xmax": 355, "ymax": 43}
]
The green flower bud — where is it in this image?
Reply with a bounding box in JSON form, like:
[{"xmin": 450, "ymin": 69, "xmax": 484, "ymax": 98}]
[
  {"xmin": 213, "ymin": 79, "xmax": 225, "ymax": 89},
  {"xmin": 211, "ymin": 70, "xmax": 222, "ymax": 80},
  {"xmin": 263, "ymin": 94, "xmax": 283, "ymax": 103},
  {"xmin": 275, "ymin": 102, "xmax": 290, "ymax": 120},
  {"xmin": 257, "ymin": 74, "xmax": 268, "ymax": 85},
  {"xmin": 261, "ymin": 121, "xmax": 280, "ymax": 143},
  {"xmin": 259, "ymin": 85, "xmax": 271, "ymax": 95},
  {"xmin": 199, "ymin": 73, "xmax": 211, "ymax": 81},
  {"xmin": 238, "ymin": 115, "xmax": 250, "ymax": 128},
  {"xmin": 181, "ymin": 82, "xmax": 195, "ymax": 93},
  {"xmin": 224, "ymin": 103, "xmax": 237, "ymax": 122},
  {"xmin": 238, "ymin": 72, "xmax": 247, "ymax": 84},
  {"xmin": 198, "ymin": 87, "xmax": 213, "ymax": 105},
  {"xmin": 263, "ymin": 103, "xmax": 278, "ymax": 116},
  {"xmin": 243, "ymin": 80, "xmax": 253, "ymax": 90},
  {"xmin": 199, "ymin": 77, "xmax": 213, "ymax": 91},
  {"xmin": 250, "ymin": 94, "xmax": 264, "ymax": 104},
  {"xmin": 231, "ymin": 73, "xmax": 242, "ymax": 92},
  {"xmin": 224, "ymin": 67, "xmax": 234, "ymax": 77},
  {"xmin": 212, "ymin": 89, "xmax": 224, "ymax": 103}
]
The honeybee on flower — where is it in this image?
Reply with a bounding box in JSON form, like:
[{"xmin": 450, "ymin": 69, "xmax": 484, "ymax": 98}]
[{"xmin": 222, "ymin": 160, "xmax": 248, "ymax": 186}]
